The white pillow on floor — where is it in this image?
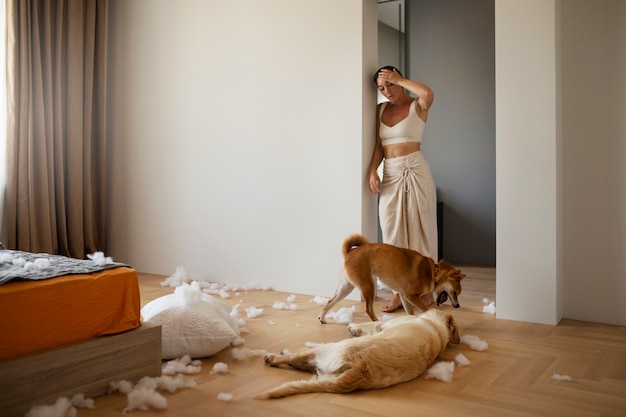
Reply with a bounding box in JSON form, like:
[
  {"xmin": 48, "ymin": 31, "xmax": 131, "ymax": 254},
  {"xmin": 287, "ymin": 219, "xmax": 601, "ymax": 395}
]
[{"xmin": 141, "ymin": 282, "xmax": 240, "ymax": 359}]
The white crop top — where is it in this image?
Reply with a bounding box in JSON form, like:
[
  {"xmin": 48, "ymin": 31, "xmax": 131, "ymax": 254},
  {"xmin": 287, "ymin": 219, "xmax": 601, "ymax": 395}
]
[{"xmin": 379, "ymin": 100, "xmax": 425, "ymax": 146}]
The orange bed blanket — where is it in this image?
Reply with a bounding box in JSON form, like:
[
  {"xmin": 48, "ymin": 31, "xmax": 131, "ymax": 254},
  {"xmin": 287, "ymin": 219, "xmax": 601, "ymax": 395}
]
[{"xmin": 0, "ymin": 266, "xmax": 141, "ymax": 359}]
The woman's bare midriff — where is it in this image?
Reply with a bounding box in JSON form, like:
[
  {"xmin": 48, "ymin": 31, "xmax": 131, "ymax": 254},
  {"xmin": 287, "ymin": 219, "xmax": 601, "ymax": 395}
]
[{"xmin": 383, "ymin": 142, "xmax": 421, "ymax": 159}]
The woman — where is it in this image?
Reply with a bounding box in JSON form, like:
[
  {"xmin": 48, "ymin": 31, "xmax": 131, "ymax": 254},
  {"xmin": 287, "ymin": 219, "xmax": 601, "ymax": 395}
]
[{"xmin": 368, "ymin": 66, "xmax": 438, "ymax": 313}]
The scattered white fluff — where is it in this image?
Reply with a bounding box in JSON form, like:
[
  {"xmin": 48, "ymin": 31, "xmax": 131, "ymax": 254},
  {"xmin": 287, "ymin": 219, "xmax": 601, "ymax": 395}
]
[
  {"xmin": 230, "ymin": 305, "xmax": 249, "ymax": 331},
  {"xmin": 69, "ymin": 394, "xmax": 94, "ymax": 409},
  {"xmin": 123, "ymin": 387, "xmax": 167, "ymax": 414},
  {"xmin": 230, "ymin": 304, "xmax": 241, "ymax": 319},
  {"xmin": 175, "ymin": 281, "xmax": 205, "ymax": 305},
  {"xmin": 305, "ymin": 341, "xmax": 322, "ymax": 348},
  {"xmin": 0, "ymin": 253, "xmax": 13, "ymax": 263},
  {"xmin": 381, "ymin": 314, "xmax": 395, "ymax": 321},
  {"xmin": 87, "ymin": 251, "xmax": 113, "ymax": 265},
  {"xmin": 245, "ymin": 282, "xmax": 273, "ymax": 291},
  {"xmin": 25, "ymin": 397, "xmax": 76, "ymax": 417},
  {"xmin": 425, "ymin": 361, "xmax": 455, "ymax": 383},
  {"xmin": 134, "ymin": 375, "xmax": 196, "ymax": 393},
  {"xmin": 12, "ymin": 257, "xmax": 25, "ymax": 267},
  {"xmin": 114, "ymin": 374, "xmax": 196, "ymax": 394},
  {"xmin": 325, "ymin": 306, "xmax": 355, "ymax": 324},
  {"xmin": 25, "ymin": 394, "xmax": 94, "ymax": 417},
  {"xmin": 110, "ymin": 379, "xmax": 134, "ymax": 394},
  {"xmin": 196, "ymin": 280, "xmax": 273, "ymax": 297},
  {"xmin": 232, "ymin": 336, "xmax": 246, "ymax": 346},
  {"xmin": 552, "ymin": 373, "xmax": 572, "ymax": 382},
  {"xmin": 220, "ymin": 282, "xmax": 272, "ymax": 292},
  {"xmin": 268, "ymin": 320, "xmax": 277, "ymax": 325},
  {"xmin": 34, "ymin": 258, "xmax": 51, "ymax": 269},
  {"xmin": 310, "ymin": 295, "xmax": 329, "ymax": 305},
  {"xmin": 134, "ymin": 376, "xmax": 158, "ymax": 391},
  {"xmin": 211, "ymin": 362, "xmax": 229, "ymax": 374},
  {"xmin": 109, "ymin": 374, "xmax": 196, "ymax": 414},
  {"xmin": 159, "ymin": 375, "xmax": 197, "ymax": 392},
  {"xmin": 160, "ymin": 266, "xmax": 191, "ymax": 287},
  {"xmin": 216, "ymin": 288, "xmax": 230, "ymax": 299},
  {"xmin": 245, "ymin": 306, "xmax": 264, "ymax": 318},
  {"xmin": 199, "ymin": 282, "xmax": 223, "ymax": 292},
  {"xmin": 482, "ymin": 302, "xmax": 496, "ymax": 315},
  {"xmin": 161, "ymin": 355, "xmax": 203, "ymax": 376},
  {"xmin": 272, "ymin": 301, "xmax": 299, "ymax": 310},
  {"xmin": 231, "ymin": 347, "xmax": 268, "ymax": 361},
  {"xmin": 461, "ymin": 334, "xmax": 489, "ymax": 351},
  {"xmin": 455, "ymin": 353, "xmax": 471, "ymax": 367},
  {"xmin": 217, "ymin": 393, "xmax": 233, "ymax": 402},
  {"xmin": 22, "ymin": 259, "xmax": 48, "ymax": 270},
  {"xmin": 25, "ymin": 394, "xmax": 95, "ymax": 417},
  {"xmin": 286, "ymin": 294, "xmax": 297, "ymax": 303},
  {"xmin": 482, "ymin": 298, "xmax": 496, "ymax": 315}
]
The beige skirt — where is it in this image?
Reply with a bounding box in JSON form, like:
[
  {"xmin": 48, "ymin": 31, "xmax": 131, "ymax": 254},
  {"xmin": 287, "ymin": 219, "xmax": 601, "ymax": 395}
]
[{"xmin": 379, "ymin": 151, "xmax": 438, "ymax": 260}]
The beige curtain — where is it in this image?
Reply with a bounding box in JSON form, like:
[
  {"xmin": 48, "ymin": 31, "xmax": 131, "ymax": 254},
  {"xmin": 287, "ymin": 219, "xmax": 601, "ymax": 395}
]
[{"xmin": 4, "ymin": 0, "xmax": 107, "ymax": 259}]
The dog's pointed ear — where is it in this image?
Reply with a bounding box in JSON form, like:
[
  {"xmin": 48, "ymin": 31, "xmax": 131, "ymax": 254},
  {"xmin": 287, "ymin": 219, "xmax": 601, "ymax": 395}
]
[
  {"xmin": 456, "ymin": 271, "xmax": 466, "ymax": 281},
  {"xmin": 447, "ymin": 314, "xmax": 460, "ymax": 344}
]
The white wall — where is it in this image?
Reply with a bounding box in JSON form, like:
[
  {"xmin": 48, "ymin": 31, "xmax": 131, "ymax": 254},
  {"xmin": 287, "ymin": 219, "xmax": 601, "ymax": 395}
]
[
  {"xmin": 496, "ymin": 0, "xmax": 562, "ymax": 325},
  {"xmin": 496, "ymin": 0, "xmax": 626, "ymax": 326},
  {"xmin": 106, "ymin": 0, "xmax": 379, "ymax": 299}
]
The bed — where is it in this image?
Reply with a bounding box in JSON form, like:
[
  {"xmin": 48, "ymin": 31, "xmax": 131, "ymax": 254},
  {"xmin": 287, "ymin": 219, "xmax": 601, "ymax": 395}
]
[{"xmin": 0, "ymin": 249, "xmax": 162, "ymax": 417}]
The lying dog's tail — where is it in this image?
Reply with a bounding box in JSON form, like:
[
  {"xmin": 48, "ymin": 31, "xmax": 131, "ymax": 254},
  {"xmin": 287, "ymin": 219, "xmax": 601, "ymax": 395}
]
[
  {"xmin": 255, "ymin": 377, "xmax": 357, "ymax": 399},
  {"xmin": 341, "ymin": 233, "xmax": 369, "ymax": 257}
]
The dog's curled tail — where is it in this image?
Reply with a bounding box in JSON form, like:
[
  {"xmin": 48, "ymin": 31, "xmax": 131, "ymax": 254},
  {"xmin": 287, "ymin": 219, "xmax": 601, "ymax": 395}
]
[
  {"xmin": 342, "ymin": 233, "xmax": 369, "ymax": 257},
  {"xmin": 255, "ymin": 378, "xmax": 355, "ymax": 399}
]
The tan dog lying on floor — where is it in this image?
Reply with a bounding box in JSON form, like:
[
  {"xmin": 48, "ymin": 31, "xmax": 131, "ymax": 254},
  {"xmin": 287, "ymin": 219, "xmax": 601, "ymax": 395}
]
[
  {"xmin": 256, "ymin": 309, "xmax": 460, "ymax": 399},
  {"xmin": 319, "ymin": 233, "xmax": 466, "ymax": 324}
]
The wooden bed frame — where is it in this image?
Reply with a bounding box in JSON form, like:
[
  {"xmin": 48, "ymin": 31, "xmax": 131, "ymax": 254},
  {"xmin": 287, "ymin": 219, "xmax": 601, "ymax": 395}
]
[{"xmin": 0, "ymin": 321, "xmax": 162, "ymax": 417}]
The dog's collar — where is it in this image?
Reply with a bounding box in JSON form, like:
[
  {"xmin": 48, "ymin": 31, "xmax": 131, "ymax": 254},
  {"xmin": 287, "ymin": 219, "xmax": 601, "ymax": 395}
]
[{"xmin": 434, "ymin": 263, "xmax": 440, "ymax": 277}]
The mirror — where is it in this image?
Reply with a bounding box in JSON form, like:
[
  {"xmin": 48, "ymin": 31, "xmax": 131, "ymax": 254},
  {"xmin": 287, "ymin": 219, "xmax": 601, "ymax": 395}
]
[{"xmin": 377, "ymin": 0, "xmax": 405, "ymax": 103}]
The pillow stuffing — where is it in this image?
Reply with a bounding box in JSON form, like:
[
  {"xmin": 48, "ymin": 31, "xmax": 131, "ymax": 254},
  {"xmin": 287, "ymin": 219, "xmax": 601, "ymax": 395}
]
[{"xmin": 141, "ymin": 282, "xmax": 240, "ymax": 359}]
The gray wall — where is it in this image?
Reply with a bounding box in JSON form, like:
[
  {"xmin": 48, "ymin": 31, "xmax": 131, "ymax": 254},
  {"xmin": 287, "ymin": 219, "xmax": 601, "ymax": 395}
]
[
  {"xmin": 561, "ymin": 0, "xmax": 626, "ymax": 324},
  {"xmin": 378, "ymin": 21, "xmax": 405, "ymax": 74},
  {"xmin": 406, "ymin": 0, "xmax": 496, "ymax": 266}
]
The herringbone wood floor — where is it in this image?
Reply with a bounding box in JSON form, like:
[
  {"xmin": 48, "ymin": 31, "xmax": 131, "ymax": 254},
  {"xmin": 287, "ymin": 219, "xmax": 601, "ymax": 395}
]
[{"xmin": 79, "ymin": 267, "xmax": 626, "ymax": 417}]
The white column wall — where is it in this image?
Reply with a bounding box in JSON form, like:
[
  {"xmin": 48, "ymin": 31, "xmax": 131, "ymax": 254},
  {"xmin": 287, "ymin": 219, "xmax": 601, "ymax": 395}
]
[{"xmin": 495, "ymin": 0, "xmax": 562, "ymax": 325}]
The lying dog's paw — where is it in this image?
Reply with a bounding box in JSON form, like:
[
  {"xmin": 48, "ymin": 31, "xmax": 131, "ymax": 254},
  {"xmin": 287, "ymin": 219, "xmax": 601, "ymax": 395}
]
[
  {"xmin": 347, "ymin": 323, "xmax": 363, "ymax": 337},
  {"xmin": 264, "ymin": 354, "xmax": 277, "ymax": 366},
  {"xmin": 318, "ymin": 315, "xmax": 326, "ymax": 324}
]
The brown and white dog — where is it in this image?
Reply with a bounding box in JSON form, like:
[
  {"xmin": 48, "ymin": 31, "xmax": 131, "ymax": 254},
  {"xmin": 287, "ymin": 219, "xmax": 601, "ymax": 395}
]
[
  {"xmin": 256, "ymin": 309, "xmax": 460, "ymax": 399},
  {"xmin": 319, "ymin": 233, "xmax": 465, "ymax": 324}
]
